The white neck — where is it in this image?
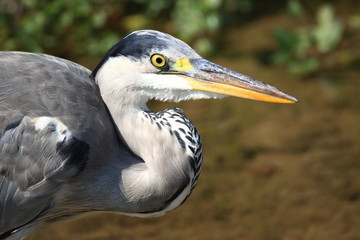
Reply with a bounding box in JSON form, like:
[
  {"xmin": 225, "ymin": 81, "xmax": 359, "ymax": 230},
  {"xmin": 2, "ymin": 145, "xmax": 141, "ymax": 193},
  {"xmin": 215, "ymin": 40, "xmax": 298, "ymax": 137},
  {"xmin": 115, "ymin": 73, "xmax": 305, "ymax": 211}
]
[{"xmin": 96, "ymin": 67, "xmax": 192, "ymax": 208}]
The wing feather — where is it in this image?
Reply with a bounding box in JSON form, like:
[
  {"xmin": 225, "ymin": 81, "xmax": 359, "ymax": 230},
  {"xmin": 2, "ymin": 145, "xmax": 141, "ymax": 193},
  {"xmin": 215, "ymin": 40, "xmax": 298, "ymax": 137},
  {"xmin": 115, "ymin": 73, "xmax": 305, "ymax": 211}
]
[{"xmin": 0, "ymin": 52, "xmax": 103, "ymax": 237}]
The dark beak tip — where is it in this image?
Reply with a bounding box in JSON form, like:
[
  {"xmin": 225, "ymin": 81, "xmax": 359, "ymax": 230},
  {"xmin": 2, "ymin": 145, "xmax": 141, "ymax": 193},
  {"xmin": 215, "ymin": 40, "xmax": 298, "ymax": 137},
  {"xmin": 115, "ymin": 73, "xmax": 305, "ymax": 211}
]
[{"xmin": 287, "ymin": 94, "xmax": 299, "ymax": 103}]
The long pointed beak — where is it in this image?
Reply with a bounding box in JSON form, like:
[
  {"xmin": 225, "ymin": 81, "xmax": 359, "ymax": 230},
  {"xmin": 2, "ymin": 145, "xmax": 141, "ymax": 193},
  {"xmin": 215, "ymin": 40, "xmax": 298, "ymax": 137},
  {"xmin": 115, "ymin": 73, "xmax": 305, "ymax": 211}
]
[{"xmin": 174, "ymin": 58, "xmax": 298, "ymax": 103}]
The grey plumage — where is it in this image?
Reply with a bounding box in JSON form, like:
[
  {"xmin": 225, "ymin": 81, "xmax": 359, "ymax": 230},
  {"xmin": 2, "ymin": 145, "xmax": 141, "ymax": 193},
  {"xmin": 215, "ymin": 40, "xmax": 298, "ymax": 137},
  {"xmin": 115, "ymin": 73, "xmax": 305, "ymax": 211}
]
[
  {"xmin": 0, "ymin": 52, "xmax": 119, "ymax": 238},
  {"xmin": 0, "ymin": 30, "xmax": 297, "ymax": 239},
  {"xmin": 0, "ymin": 50, "xmax": 202, "ymax": 239}
]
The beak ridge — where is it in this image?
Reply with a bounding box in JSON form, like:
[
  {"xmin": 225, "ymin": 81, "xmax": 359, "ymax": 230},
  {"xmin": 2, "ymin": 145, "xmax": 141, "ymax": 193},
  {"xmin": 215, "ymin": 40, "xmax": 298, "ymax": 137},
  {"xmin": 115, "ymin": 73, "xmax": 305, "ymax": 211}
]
[{"xmin": 177, "ymin": 58, "xmax": 298, "ymax": 104}]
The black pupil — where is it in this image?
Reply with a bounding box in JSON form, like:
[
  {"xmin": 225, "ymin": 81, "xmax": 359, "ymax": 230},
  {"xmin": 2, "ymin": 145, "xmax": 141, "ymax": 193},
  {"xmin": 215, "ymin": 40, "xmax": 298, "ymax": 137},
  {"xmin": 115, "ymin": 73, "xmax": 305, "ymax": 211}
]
[{"xmin": 156, "ymin": 57, "xmax": 163, "ymax": 64}]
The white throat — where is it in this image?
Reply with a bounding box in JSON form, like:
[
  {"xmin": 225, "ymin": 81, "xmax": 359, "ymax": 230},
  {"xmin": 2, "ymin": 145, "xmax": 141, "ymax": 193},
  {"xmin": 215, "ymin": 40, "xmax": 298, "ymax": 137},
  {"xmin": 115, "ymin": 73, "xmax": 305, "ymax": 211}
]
[{"xmin": 95, "ymin": 62, "xmax": 195, "ymax": 208}]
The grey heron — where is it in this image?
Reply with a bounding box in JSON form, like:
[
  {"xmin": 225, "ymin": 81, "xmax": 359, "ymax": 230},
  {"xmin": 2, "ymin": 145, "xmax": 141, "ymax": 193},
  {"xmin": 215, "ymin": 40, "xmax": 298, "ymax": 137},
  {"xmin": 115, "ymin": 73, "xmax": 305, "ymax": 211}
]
[{"xmin": 0, "ymin": 30, "xmax": 297, "ymax": 239}]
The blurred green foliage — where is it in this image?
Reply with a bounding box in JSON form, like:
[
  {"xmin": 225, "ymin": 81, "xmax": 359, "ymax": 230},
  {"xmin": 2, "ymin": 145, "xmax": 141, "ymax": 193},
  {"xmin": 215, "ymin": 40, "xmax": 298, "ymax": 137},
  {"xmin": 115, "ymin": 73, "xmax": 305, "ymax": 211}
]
[
  {"xmin": 272, "ymin": 1, "xmax": 344, "ymax": 75},
  {"xmin": 313, "ymin": 4, "xmax": 343, "ymax": 53},
  {"xmin": 0, "ymin": 0, "xmax": 119, "ymax": 57},
  {"xmin": 0, "ymin": 0, "xmax": 252, "ymax": 58},
  {"xmin": 1, "ymin": 0, "xmax": 357, "ymax": 76}
]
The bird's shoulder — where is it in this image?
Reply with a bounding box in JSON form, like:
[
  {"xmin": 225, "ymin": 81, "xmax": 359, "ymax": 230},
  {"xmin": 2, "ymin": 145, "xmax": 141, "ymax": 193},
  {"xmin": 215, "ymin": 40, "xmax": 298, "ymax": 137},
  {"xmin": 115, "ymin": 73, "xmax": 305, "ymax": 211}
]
[
  {"xmin": 0, "ymin": 52, "xmax": 112, "ymax": 237},
  {"xmin": 0, "ymin": 51, "xmax": 110, "ymax": 139}
]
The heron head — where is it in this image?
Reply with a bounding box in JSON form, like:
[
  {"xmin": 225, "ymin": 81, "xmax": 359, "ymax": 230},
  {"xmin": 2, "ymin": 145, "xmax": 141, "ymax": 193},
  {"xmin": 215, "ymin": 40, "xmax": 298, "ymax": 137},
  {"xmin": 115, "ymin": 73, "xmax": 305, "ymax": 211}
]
[{"xmin": 92, "ymin": 30, "xmax": 298, "ymax": 104}]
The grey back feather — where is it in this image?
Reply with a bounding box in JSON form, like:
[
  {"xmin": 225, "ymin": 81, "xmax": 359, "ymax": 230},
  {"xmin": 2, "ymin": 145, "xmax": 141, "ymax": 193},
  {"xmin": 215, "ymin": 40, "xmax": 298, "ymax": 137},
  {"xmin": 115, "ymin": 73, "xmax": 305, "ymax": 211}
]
[{"xmin": 0, "ymin": 52, "xmax": 119, "ymax": 238}]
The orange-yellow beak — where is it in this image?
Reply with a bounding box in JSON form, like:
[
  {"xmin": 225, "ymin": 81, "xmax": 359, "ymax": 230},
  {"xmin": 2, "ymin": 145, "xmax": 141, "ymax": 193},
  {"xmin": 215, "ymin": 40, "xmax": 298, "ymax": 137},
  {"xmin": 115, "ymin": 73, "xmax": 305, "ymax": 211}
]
[{"xmin": 173, "ymin": 58, "xmax": 298, "ymax": 103}]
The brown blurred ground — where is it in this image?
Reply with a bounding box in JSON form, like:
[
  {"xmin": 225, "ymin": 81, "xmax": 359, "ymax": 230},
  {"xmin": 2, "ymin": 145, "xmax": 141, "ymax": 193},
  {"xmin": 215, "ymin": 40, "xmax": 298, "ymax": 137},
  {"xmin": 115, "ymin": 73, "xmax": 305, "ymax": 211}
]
[{"xmin": 30, "ymin": 14, "xmax": 360, "ymax": 240}]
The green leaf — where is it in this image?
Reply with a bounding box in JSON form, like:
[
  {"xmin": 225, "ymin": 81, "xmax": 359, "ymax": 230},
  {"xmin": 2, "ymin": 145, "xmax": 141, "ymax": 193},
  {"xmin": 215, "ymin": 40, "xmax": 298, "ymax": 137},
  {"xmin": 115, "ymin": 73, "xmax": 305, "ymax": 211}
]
[
  {"xmin": 288, "ymin": 58, "xmax": 318, "ymax": 75},
  {"xmin": 273, "ymin": 28, "xmax": 298, "ymax": 52},
  {"xmin": 312, "ymin": 4, "xmax": 343, "ymax": 53},
  {"xmin": 287, "ymin": 0, "xmax": 304, "ymax": 19}
]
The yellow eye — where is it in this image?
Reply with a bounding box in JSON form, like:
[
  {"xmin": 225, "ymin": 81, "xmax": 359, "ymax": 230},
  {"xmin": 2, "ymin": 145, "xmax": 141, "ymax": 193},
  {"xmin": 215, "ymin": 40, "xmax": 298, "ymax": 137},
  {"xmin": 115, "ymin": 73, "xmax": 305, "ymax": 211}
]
[{"xmin": 150, "ymin": 54, "xmax": 167, "ymax": 68}]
